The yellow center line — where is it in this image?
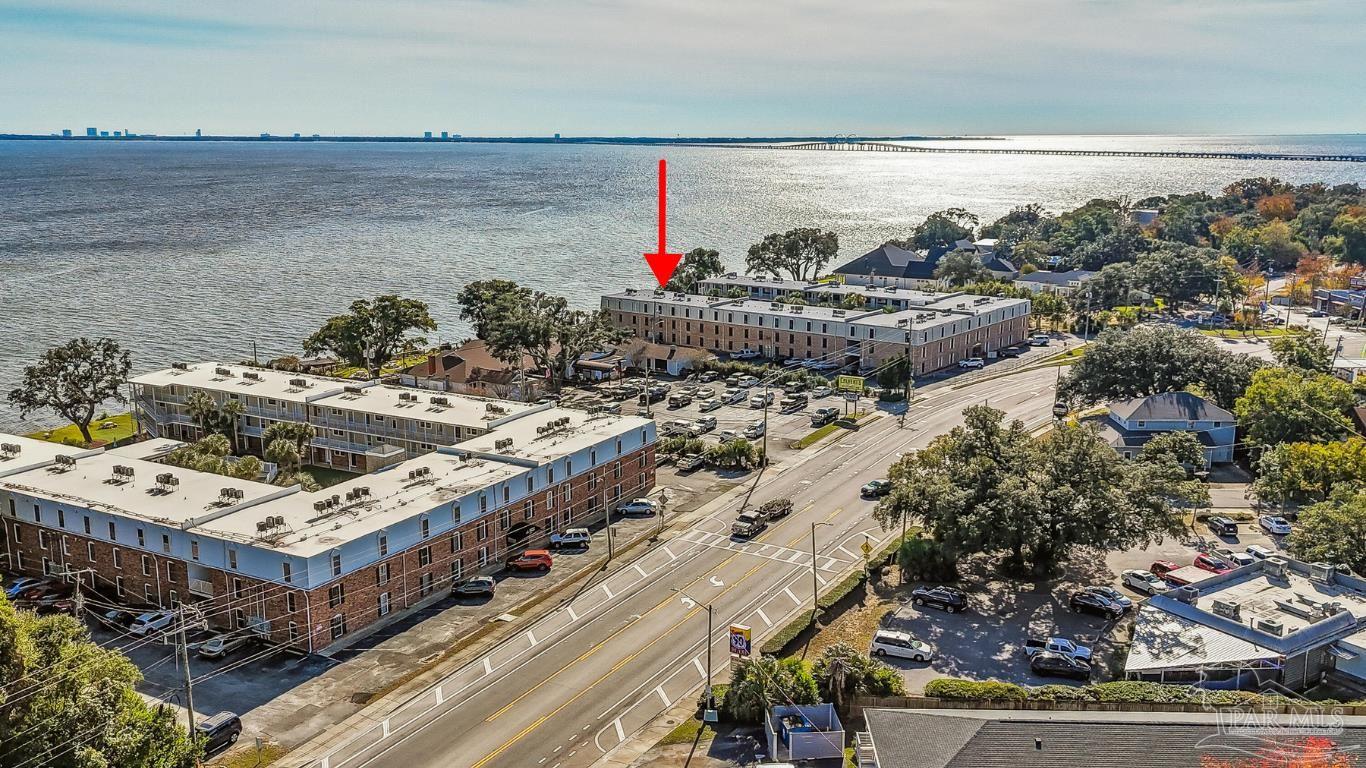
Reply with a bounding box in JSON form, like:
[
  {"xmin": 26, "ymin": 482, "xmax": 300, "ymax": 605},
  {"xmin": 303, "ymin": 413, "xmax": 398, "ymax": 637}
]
[{"xmin": 472, "ymin": 561, "xmax": 768, "ymax": 768}]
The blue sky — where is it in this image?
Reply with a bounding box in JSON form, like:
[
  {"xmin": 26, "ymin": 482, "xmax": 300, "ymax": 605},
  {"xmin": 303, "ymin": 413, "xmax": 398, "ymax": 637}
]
[{"xmin": 1, "ymin": 0, "xmax": 1362, "ymax": 136}]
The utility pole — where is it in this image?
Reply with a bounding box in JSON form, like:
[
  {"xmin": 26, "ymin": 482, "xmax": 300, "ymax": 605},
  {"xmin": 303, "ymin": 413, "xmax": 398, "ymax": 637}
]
[
  {"xmin": 176, "ymin": 606, "xmax": 197, "ymax": 740},
  {"xmin": 761, "ymin": 382, "xmax": 770, "ymax": 465},
  {"xmin": 644, "ymin": 304, "xmax": 657, "ymax": 418},
  {"xmin": 811, "ymin": 521, "xmax": 832, "ymax": 624},
  {"xmin": 704, "ymin": 603, "xmax": 714, "ymax": 710},
  {"xmin": 654, "ymin": 489, "xmax": 668, "ymax": 541},
  {"xmin": 1082, "ymin": 286, "xmax": 1094, "ymax": 341}
]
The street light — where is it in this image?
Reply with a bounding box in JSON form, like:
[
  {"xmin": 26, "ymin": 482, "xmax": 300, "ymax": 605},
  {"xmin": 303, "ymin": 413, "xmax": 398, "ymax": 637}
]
[
  {"xmin": 673, "ymin": 588, "xmax": 716, "ymax": 712},
  {"xmin": 811, "ymin": 521, "xmax": 833, "ymax": 623}
]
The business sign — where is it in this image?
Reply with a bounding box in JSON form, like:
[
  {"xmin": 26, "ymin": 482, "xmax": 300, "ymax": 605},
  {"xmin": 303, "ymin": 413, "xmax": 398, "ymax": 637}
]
[
  {"xmin": 728, "ymin": 624, "xmax": 752, "ymax": 657},
  {"xmin": 836, "ymin": 375, "xmax": 864, "ymax": 393}
]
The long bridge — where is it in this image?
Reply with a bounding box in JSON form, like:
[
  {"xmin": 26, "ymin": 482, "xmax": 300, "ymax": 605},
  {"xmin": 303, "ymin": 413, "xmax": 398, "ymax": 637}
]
[{"xmin": 675, "ymin": 140, "xmax": 1366, "ymax": 163}]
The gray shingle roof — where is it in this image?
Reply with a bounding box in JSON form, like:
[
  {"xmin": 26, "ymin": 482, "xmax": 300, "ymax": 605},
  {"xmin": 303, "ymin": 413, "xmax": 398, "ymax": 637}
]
[
  {"xmin": 1108, "ymin": 391, "xmax": 1233, "ymax": 423},
  {"xmin": 832, "ymin": 244, "xmax": 947, "ymax": 280},
  {"xmin": 1016, "ymin": 270, "xmax": 1097, "ymax": 286}
]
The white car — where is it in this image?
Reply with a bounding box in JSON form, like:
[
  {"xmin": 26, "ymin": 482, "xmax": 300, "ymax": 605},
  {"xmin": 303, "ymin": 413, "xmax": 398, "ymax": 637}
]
[
  {"xmin": 693, "ymin": 416, "xmax": 717, "ymax": 433},
  {"xmin": 1259, "ymin": 515, "xmax": 1292, "ymax": 535},
  {"xmin": 618, "ymin": 498, "xmax": 658, "ymax": 517},
  {"xmin": 128, "ymin": 611, "xmax": 176, "ymax": 637},
  {"xmin": 1122, "ymin": 569, "xmax": 1169, "ymax": 596},
  {"xmin": 812, "ymin": 360, "xmax": 841, "ymax": 371},
  {"xmin": 717, "ymin": 429, "xmax": 740, "ymax": 442},
  {"xmin": 1246, "ymin": 544, "xmax": 1276, "ymax": 560},
  {"xmin": 1226, "ymin": 551, "xmax": 1257, "ymax": 567},
  {"xmin": 743, "ymin": 420, "xmax": 765, "ymax": 439},
  {"xmin": 957, "ymin": 358, "xmax": 986, "ymax": 369},
  {"xmin": 550, "ymin": 527, "xmax": 593, "ymax": 548},
  {"xmin": 732, "ymin": 349, "xmax": 761, "ymax": 360},
  {"xmin": 811, "ymin": 386, "xmax": 833, "ymax": 398},
  {"xmin": 738, "ymin": 375, "xmax": 760, "ymax": 388},
  {"xmin": 869, "ymin": 629, "xmax": 933, "ymax": 662},
  {"xmin": 749, "ymin": 392, "xmax": 773, "ymax": 408},
  {"xmin": 722, "ymin": 388, "xmax": 746, "ymax": 404},
  {"xmin": 198, "ymin": 632, "xmax": 253, "ymax": 659},
  {"xmin": 698, "ymin": 398, "xmax": 722, "ymax": 412}
]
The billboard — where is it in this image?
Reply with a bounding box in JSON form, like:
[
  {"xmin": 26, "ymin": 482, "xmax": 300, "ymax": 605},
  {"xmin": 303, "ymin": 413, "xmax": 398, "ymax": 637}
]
[
  {"xmin": 728, "ymin": 624, "xmax": 752, "ymax": 657},
  {"xmin": 835, "ymin": 375, "xmax": 864, "ymax": 393}
]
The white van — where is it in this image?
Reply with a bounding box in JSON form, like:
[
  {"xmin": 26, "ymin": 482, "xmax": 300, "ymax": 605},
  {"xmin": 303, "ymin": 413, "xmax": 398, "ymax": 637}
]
[
  {"xmin": 869, "ymin": 629, "xmax": 934, "ymax": 662},
  {"xmin": 129, "ymin": 611, "xmax": 176, "ymax": 636}
]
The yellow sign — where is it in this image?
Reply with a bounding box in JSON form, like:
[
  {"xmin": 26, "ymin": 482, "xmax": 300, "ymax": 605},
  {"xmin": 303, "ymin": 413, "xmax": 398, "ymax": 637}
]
[
  {"xmin": 729, "ymin": 624, "xmax": 752, "ymax": 657},
  {"xmin": 836, "ymin": 375, "xmax": 865, "ymax": 393},
  {"xmin": 860, "ymin": 538, "xmax": 873, "ymax": 557}
]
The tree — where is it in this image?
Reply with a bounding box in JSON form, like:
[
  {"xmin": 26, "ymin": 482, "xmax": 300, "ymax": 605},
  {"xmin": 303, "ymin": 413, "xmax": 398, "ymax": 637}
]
[
  {"xmin": 1030, "ymin": 292, "xmax": 1069, "ymax": 331},
  {"xmin": 1057, "ymin": 325, "xmax": 1262, "ymax": 410},
  {"xmin": 811, "ymin": 643, "xmax": 904, "ymax": 712},
  {"xmin": 1330, "ymin": 208, "xmax": 1366, "ymax": 265},
  {"xmin": 1269, "ymin": 330, "xmax": 1334, "ymax": 373},
  {"xmin": 876, "ymin": 355, "xmax": 910, "ymax": 393},
  {"xmin": 263, "ymin": 420, "xmax": 317, "ymax": 459},
  {"xmin": 1253, "ymin": 439, "xmax": 1366, "ymax": 504},
  {"xmin": 481, "ymin": 288, "xmax": 626, "ymax": 393},
  {"xmin": 1133, "ymin": 247, "xmax": 1240, "ymax": 307},
  {"xmin": 745, "ymin": 228, "xmax": 839, "ymax": 281},
  {"xmin": 1286, "ymin": 486, "xmax": 1366, "ymax": 575},
  {"xmin": 219, "ymin": 398, "xmax": 245, "ymax": 454},
  {"xmin": 456, "ymin": 279, "xmax": 532, "ymax": 339},
  {"xmin": 904, "ymin": 208, "xmax": 978, "ymax": 250},
  {"xmin": 933, "ymin": 250, "xmax": 990, "ymax": 287},
  {"xmin": 1138, "ymin": 431, "xmax": 1207, "ymax": 470},
  {"xmin": 704, "ymin": 438, "xmax": 760, "ymax": 469},
  {"xmin": 1255, "ymin": 193, "xmax": 1297, "ymax": 221},
  {"xmin": 874, "ymin": 406, "xmax": 1196, "ymax": 575},
  {"xmin": 721, "ymin": 656, "xmax": 819, "ymax": 723},
  {"xmin": 303, "ymin": 295, "xmax": 436, "ymax": 377},
  {"xmin": 664, "ymin": 248, "xmax": 724, "ymax": 293},
  {"xmin": 0, "ymin": 595, "xmax": 201, "ymax": 767},
  {"xmin": 7, "ymin": 337, "xmax": 132, "ymax": 445},
  {"xmin": 185, "ymin": 390, "xmax": 220, "ymax": 434},
  {"xmin": 1234, "ymin": 367, "xmax": 1353, "ymax": 447}
]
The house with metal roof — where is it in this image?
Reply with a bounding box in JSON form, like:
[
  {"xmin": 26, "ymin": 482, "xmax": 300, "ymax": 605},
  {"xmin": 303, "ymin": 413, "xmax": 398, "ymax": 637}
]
[{"xmin": 1086, "ymin": 391, "xmax": 1236, "ymax": 466}]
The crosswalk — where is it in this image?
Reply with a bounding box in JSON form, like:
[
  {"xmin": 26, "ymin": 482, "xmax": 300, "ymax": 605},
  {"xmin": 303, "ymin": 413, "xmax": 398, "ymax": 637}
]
[{"xmin": 677, "ymin": 529, "xmax": 845, "ymax": 571}]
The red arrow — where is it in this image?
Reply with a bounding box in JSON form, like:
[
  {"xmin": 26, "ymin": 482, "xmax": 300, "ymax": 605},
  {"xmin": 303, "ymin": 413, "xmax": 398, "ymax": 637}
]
[{"xmin": 643, "ymin": 158, "xmax": 683, "ymax": 287}]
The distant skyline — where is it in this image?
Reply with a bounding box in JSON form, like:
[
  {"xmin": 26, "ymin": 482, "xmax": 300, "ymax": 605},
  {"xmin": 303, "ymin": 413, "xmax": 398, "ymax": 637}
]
[{"xmin": 2, "ymin": 0, "xmax": 1363, "ymax": 137}]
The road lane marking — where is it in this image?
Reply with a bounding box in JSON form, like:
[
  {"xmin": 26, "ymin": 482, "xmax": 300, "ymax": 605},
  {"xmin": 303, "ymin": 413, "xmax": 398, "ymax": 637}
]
[
  {"xmin": 784, "ymin": 587, "xmax": 800, "ymax": 605},
  {"xmin": 835, "ymin": 544, "xmax": 856, "ymax": 558},
  {"xmin": 601, "ymin": 584, "xmax": 614, "ymax": 599},
  {"xmin": 756, "ymin": 608, "xmax": 771, "ymax": 626},
  {"xmin": 613, "ymin": 718, "xmax": 625, "ymax": 741},
  {"xmin": 693, "ymin": 658, "xmax": 707, "ymax": 679},
  {"xmin": 654, "ymin": 685, "xmax": 671, "ymax": 706},
  {"xmin": 633, "ymin": 564, "xmax": 649, "ymax": 578}
]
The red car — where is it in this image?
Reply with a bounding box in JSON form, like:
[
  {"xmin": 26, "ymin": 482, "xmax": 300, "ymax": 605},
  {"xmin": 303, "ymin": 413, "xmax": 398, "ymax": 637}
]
[
  {"xmin": 507, "ymin": 550, "xmax": 553, "ymax": 572},
  {"xmin": 1194, "ymin": 554, "xmax": 1232, "ymax": 574},
  {"xmin": 1149, "ymin": 560, "xmax": 1180, "ymax": 578}
]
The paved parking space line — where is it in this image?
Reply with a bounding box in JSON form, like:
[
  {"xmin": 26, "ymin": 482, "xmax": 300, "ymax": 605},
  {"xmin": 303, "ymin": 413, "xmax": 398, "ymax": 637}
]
[
  {"xmin": 526, "ymin": 630, "xmax": 538, "ymax": 646},
  {"xmin": 613, "ymin": 718, "xmax": 625, "ymax": 741},
  {"xmin": 816, "ymin": 573, "xmax": 828, "ymax": 587},
  {"xmin": 483, "ymin": 657, "xmax": 493, "ymax": 675},
  {"xmin": 566, "ymin": 606, "xmax": 578, "ymax": 622}
]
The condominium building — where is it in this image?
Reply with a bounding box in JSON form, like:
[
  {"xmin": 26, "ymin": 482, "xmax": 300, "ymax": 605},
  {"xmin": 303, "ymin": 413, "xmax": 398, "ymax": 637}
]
[
  {"xmin": 601, "ymin": 288, "xmax": 1030, "ymax": 374},
  {"xmin": 1, "ymin": 405, "xmax": 656, "ymax": 653},
  {"xmin": 131, "ymin": 363, "xmax": 544, "ymax": 473}
]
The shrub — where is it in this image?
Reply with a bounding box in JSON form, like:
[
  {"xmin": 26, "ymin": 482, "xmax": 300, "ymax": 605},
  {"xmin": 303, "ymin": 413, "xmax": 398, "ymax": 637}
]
[
  {"xmin": 923, "ymin": 679, "xmax": 1028, "ymax": 702},
  {"xmin": 1027, "ymin": 685, "xmax": 1095, "ymax": 702},
  {"xmin": 897, "ymin": 537, "xmax": 957, "ymax": 582}
]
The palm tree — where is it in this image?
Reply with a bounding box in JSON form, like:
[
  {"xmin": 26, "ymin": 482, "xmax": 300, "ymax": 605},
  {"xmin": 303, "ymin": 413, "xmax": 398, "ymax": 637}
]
[
  {"xmin": 185, "ymin": 391, "xmax": 219, "ymax": 437},
  {"xmin": 219, "ymin": 399, "xmax": 245, "ymax": 454}
]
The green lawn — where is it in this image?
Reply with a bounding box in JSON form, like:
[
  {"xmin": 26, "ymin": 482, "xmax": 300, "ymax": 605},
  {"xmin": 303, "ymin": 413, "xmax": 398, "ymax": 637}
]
[
  {"xmin": 25, "ymin": 412, "xmax": 138, "ymax": 448},
  {"xmin": 1198, "ymin": 327, "xmax": 1294, "ymax": 338},
  {"xmin": 330, "ymin": 350, "xmax": 431, "ymax": 380},
  {"xmin": 305, "ymin": 466, "xmax": 362, "ymax": 488}
]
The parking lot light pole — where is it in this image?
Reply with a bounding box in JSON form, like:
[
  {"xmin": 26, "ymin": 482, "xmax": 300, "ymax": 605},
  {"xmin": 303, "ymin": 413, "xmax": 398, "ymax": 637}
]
[
  {"xmin": 761, "ymin": 383, "xmax": 769, "ymax": 465},
  {"xmin": 811, "ymin": 521, "xmax": 832, "ymax": 623},
  {"xmin": 673, "ymin": 589, "xmax": 715, "ymax": 710}
]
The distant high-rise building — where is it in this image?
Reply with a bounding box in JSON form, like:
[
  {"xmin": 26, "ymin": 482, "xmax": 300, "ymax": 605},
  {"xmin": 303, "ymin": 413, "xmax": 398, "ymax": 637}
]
[
  {"xmin": 86, "ymin": 127, "xmax": 97, "ymax": 137},
  {"xmin": 113, "ymin": 131, "xmax": 122, "ymax": 137},
  {"xmin": 195, "ymin": 128, "xmax": 202, "ymax": 137},
  {"xmin": 441, "ymin": 131, "xmax": 448, "ymax": 139},
  {"xmin": 61, "ymin": 129, "xmax": 72, "ymax": 137},
  {"xmin": 293, "ymin": 133, "xmax": 301, "ymax": 139},
  {"xmin": 424, "ymin": 131, "xmax": 433, "ymax": 139},
  {"xmin": 99, "ymin": 131, "xmax": 109, "ymax": 137},
  {"xmin": 554, "ymin": 133, "xmax": 561, "ymax": 140}
]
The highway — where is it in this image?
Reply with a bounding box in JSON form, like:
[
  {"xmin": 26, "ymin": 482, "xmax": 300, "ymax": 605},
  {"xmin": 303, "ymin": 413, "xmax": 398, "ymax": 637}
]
[{"xmin": 302, "ymin": 365, "xmax": 1063, "ymax": 768}]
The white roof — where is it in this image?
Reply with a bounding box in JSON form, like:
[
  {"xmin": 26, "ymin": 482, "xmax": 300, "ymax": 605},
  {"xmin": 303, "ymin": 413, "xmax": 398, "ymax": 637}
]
[
  {"xmin": 456, "ymin": 408, "xmax": 652, "ymax": 466},
  {"xmin": 1125, "ymin": 604, "xmax": 1278, "ymax": 672},
  {"xmin": 1334, "ymin": 358, "xmax": 1366, "ymax": 369},
  {"xmin": 0, "ymin": 434, "xmax": 101, "ymax": 477},
  {"xmin": 311, "ymin": 383, "xmax": 543, "ymax": 431},
  {"xmin": 130, "ymin": 362, "xmax": 353, "ymax": 404}
]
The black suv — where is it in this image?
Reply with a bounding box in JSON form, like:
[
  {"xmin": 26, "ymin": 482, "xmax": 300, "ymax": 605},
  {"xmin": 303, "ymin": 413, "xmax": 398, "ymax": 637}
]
[
  {"xmin": 1206, "ymin": 516, "xmax": 1238, "ymax": 537},
  {"xmin": 911, "ymin": 586, "xmax": 967, "ymax": 613},
  {"xmin": 1030, "ymin": 651, "xmax": 1091, "ymax": 680},
  {"xmin": 196, "ymin": 711, "xmax": 242, "ymax": 754},
  {"xmin": 1069, "ymin": 590, "xmax": 1124, "ymax": 619}
]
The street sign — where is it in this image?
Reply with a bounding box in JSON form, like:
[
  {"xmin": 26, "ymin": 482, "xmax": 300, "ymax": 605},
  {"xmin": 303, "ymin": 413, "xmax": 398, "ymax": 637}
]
[
  {"xmin": 860, "ymin": 538, "xmax": 873, "ymax": 557},
  {"xmin": 843, "ymin": 392, "xmax": 860, "ymax": 402},
  {"xmin": 729, "ymin": 624, "xmax": 752, "ymax": 657},
  {"xmin": 836, "ymin": 375, "xmax": 864, "ymax": 393}
]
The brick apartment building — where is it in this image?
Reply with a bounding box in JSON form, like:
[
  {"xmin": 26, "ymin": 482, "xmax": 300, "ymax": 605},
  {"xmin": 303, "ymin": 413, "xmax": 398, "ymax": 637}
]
[
  {"xmin": 601, "ymin": 287, "xmax": 1031, "ymax": 375},
  {"xmin": 1, "ymin": 403, "xmax": 655, "ymax": 653}
]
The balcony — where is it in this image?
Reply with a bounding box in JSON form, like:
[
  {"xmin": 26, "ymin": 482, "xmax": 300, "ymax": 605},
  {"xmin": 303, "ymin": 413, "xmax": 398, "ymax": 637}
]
[{"xmin": 188, "ymin": 578, "xmax": 215, "ymax": 598}]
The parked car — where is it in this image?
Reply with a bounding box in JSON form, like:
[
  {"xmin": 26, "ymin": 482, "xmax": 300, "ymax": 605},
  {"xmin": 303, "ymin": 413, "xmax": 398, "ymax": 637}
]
[
  {"xmin": 4, "ymin": 576, "xmax": 43, "ymax": 599},
  {"xmin": 698, "ymin": 398, "xmax": 722, "ymax": 412},
  {"xmin": 619, "ymin": 498, "xmax": 658, "ymax": 516},
  {"xmin": 1193, "ymin": 553, "xmax": 1233, "ymax": 574},
  {"xmin": 595, "ymin": 402, "xmax": 622, "ymax": 415},
  {"xmin": 731, "ymin": 512, "xmax": 768, "ymax": 538},
  {"xmin": 550, "ymin": 528, "xmax": 592, "ymax": 549},
  {"xmin": 717, "ymin": 429, "xmax": 740, "ymax": 442},
  {"xmin": 637, "ymin": 389, "xmax": 665, "ymax": 405},
  {"xmin": 1029, "ymin": 334, "xmax": 1051, "ymax": 346},
  {"xmin": 102, "ymin": 607, "xmax": 140, "ymax": 628},
  {"xmin": 957, "ymin": 358, "xmax": 986, "ymax": 369},
  {"xmin": 811, "ymin": 386, "xmax": 833, "ymax": 398},
  {"xmin": 699, "ymin": 370, "xmax": 719, "ymax": 383},
  {"xmin": 452, "ymin": 576, "xmax": 497, "ymax": 597},
  {"xmin": 1258, "ymin": 515, "xmax": 1292, "ymax": 535},
  {"xmin": 678, "ymin": 385, "xmax": 699, "ymax": 397},
  {"xmin": 779, "ymin": 394, "xmax": 808, "ymax": 412},
  {"xmin": 1069, "ymin": 590, "xmax": 1125, "ymax": 619},
  {"xmin": 1083, "ymin": 585, "xmax": 1133, "ymax": 612},
  {"xmin": 128, "ymin": 610, "xmax": 177, "ymax": 637},
  {"xmin": 667, "ymin": 393, "xmax": 693, "ymax": 409},
  {"xmin": 696, "ymin": 386, "xmax": 716, "ymax": 399},
  {"xmin": 1246, "ymin": 544, "xmax": 1276, "ymax": 560},
  {"xmin": 810, "ymin": 407, "xmax": 839, "ymax": 427},
  {"xmin": 869, "ymin": 629, "xmax": 934, "ymax": 662},
  {"xmin": 749, "ymin": 392, "xmax": 774, "ymax": 409},
  {"xmin": 1149, "ymin": 560, "xmax": 1181, "ymax": 578},
  {"xmin": 1308, "ymin": 309, "xmax": 1329, "ymax": 318},
  {"xmin": 1030, "ymin": 651, "xmax": 1092, "ymax": 681},
  {"xmin": 1206, "ymin": 516, "xmax": 1239, "ymax": 536},
  {"xmin": 998, "ymin": 347, "xmax": 1023, "ymax": 358},
  {"xmin": 725, "ymin": 374, "xmax": 743, "ymax": 387},
  {"xmin": 743, "ymin": 420, "xmax": 765, "ymax": 439},
  {"xmin": 507, "ymin": 550, "xmax": 553, "ymax": 572},
  {"xmin": 196, "ymin": 711, "xmax": 243, "ymax": 754},
  {"xmin": 738, "ymin": 375, "xmax": 760, "ymax": 388},
  {"xmin": 911, "ymin": 586, "xmax": 967, "ymax": 613},
  {"xmin": 1024, "ymin": 636, "xmax": 1093, "ymax": 662},
  {"xmin": 663, "ymin": 419, "xmax": 696, "ymax": 437},
  {"xmin": 693, "ymin": 416, "xmax": 717, "ymax": 433},
  {"xmin": 1122, "ymin": 569, "xmax": 1169, "ymax": 595},
  {"xmin": 811, "ymin": 360, "xmax": 841, "ymax": 371},
  {"xmin": 722, "ymin": 388, "xmax": 746, "ymax": 404},
  {"xmin": 198, "ymin": 632, "xmax": 253, "ymax": 659},
  {"xmin": 860, "ymin": 479, "xmax": 891, "ymax": 498},
  {"xmin": 676, "ymin": 454, "xmax": 705, "ymax": 472},
  {"xmin": 732, "ymin": 349, "xmax": 761, "ymax": 360}
]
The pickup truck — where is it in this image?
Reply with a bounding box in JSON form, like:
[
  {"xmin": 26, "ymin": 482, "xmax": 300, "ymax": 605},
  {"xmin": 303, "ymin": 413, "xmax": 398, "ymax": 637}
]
[
  {"xmin": 731, "ymin": 512, "xmax": 768, "ymax": 538},
  {"xmin": 1023, "ymin": 636, "xmax": 1093, "ymax": 662}
]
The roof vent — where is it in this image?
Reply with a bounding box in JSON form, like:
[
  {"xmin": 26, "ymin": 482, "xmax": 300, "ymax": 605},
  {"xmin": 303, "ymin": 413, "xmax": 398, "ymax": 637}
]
[
  {"xmin": 1265, "ymin": 557, "xmax": 1290, "ymax": 578},
  {"xmin": 1255, "ymin": 617, "xmax": 1285, "ymax": 636},
  {"xmin": 1309, "ymin": 562, "xmax": 1337, "ymax": 583},
  {"xmin": 832, "ymin": 310, "xmax": 845, "ymax": 317},
  {"xmin": 171, "ymin": 362, "xmax": 189, "ymax": 370},
  {"xmin": 1173, "ymin": 585, "xmax": 1200, "ymax": 603}
]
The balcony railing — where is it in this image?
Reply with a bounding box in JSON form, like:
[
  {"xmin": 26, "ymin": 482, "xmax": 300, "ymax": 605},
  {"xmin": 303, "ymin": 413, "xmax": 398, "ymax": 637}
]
[{"xmin": 188, "ymin": 578, "xmax": 215, "ymax": 598}]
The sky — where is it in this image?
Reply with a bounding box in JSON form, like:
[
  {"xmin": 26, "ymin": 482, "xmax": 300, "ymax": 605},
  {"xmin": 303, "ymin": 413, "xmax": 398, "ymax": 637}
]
[{"xmin": 1, "ymin": 0, "xmax": 1363, "ymax": 137}]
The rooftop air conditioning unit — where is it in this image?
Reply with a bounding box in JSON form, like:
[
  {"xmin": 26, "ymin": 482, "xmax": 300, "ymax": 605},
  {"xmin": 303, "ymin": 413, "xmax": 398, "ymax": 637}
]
[
  {"xmin": 343, "ymin": 385, "xmax": 365, "ymax": 396},
  {"xmin": 624, "ymin": 288, "xmax": 637, "ymax": 295},
  {"xmin": 1255, "ymin": 617, "xmax": 1285, "ymax": 636},
  {"xmin": 54, "ymin": 455, "xmax": 77, "ymax": 469},
  {"xmin": 0, "ymin": 443, "xmax": 21, "ymax": 458},
  {"xmin": 832, "ymin": 310, "xmax": 845, "ymax": 317},
  {"xmin": 313, "ymin": 500, "xmax": 327, "ymax": 512},
  {"xmin": 431, "ymin": 396, "xmax": 449, "ymax": 406},
  {"xmin": 243, "ymin": 371, "xmax": 261, "ymax": 381},
  {"xmin": 1212, "ymin": 598, "xmax": 1241, "ymax": 619},
  {"xmin": 171, "ymin": 362, "xmax": 189, "ymax": 370},
  {"xmin": 1310, "ymin": 562, "xmax": 1337, "ymax": 584},
  {"xmin": 1265, "ymin": 557, "xmax": 1290, "ymax": 578},
  {"xmin": 770, "ymin": 302, "xmax": 782, "ymax": 309},
  {"xmin": 1174, "ymin": 585, "xmax": 1200, "ymax": 604},
  {"xmin": 289, "ymin": 378, "xmax": 309, "ymax": 388},
  {"xmin": 215, "ymin": 367, "xmax": 234, "ymax": 376},
  {"xmin": 256, "ymin": 520, "xmax": 270, "ymax": 533},
  {"xmin": 271, "ymin": 515, "xmax": 284, "ymax": 527}
]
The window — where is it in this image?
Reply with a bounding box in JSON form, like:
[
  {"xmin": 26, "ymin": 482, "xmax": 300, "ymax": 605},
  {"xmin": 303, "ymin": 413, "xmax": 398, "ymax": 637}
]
[
  {"xmin": 286, "ymin": 592, "xmax": 297, "ymax": 614},
  {"xmin": 479, "ymin": 493, "xmax": 488, "ymax": 513},
  {"xmin": 420, "ymin": 518, "xmax": 430, "ymax": 539},
  {"xmin": 478, "ymin": 546, "xmax": 489, "ymax": 567},
  {"xmin": 162, "ymin": 533, "xmax": 171, "ymax": 553},
  {"xmin": 137, "ymin": 528, "xmax": 145, "ymax": 547},
  {"xmin": 33, "ymin": 505, "xmax": 40, "ymax": 524},
  {"xmin": 166, "ymin": 561, "xmax": 175, "ymax": 581},
  {"xmin": 523, "ymin": 499, "xmax": 534, "ymax": 520},
  {"xmin": 377, "ymin": 534, "xmax": 388, "ymax": 557},
  {"xmin": 545, "ymin": 491, "xmax": 554, "ymax": 510},
  {"xmin": 329, "ymin": 584, "xmax": 345, "ymax": 607},
  {"xmin": 377, "ymin": 563, "xmax": 390, "ymax": 585},
  {"xmin": 112, "ymin": 547, "xmax": 122, "ymax": 570},
  {"xmin": 526, "ymin": 476, "xmax": 534, "ymax": 494},
  {"xmin": 563, "ymin": 485, "xmax": 571, "ymax": 505},
  {"xmin": 419, "ymin": 546, "xmax": 432, "ymax": 567},
  {"xmin": 115, "ymin": 576, "xmax": 125, "ymax": 598},
  {"xmin": 419, "ymin": 572, "xmax": 434, "ymax": 597},
  {"xmin": 1136, "ymin": 420, "xmax": 1146, "ymax": 428},
  {"xmin": 477, "ymin": 520, "xmax": 489, "ymax": 541},
  {"xmin": 228, "ymin": 549, "xmax": 238, "ymax": 569},
  {"xmin": 378, "ymin": 591, "xmax": 393, "ymax": 616},
  {"xmin": 450, "ymin": 531, "xmax": 462, "ymax": 552},
  {"xmin": 61, "ymin": 537, "xmax": 69, "ymax": 556},
  {"xmin": 451, "ymin": 559, "xmax": 463, "ymax": 581},
  {"xmin": 10, "ymin": 523, "xmax": 18, "ymax": 543},
  {"xmin": 141, "ymin": 555, "xmax": 151, "ymax": 576},
  {"xmin": 499, "ymin": 508, "xmax": 511, "ymax": 531},
  {"xmin": 331, "ymin": 552, "xmax": 342, "ymax": 577},
  {"xmin": 288, "ymin": 622, "xmax": 299, "ymax": 642},
  {"xmin": 614, "ymin": 462, "xmax": 622, "ymax": 480},
  {"xmin": 145, "ymin": 584, "xmax": 155, "ymax": 604},
  {"xmin": 191, "ymin": 540, "xmax": 200, "ymax": 561},
  {"xmin": 502, "ymin": 485, "xmax": 509, "ymax": 504},
  {"xmin": 232, "ymin": 577, "xmax": 244, "ymax": 599},
  {"xmin": 41, "ymin": 557, "xmax": 52, "ymax": 576},
  {"xmin": 282, "ymin": 561, "xmax": 292, "ymax": 583},
  {"xmin": 57, "ymin": 509, "xmax": 65, "ymax": 528},
  {"xmin": 38, "ymin": 530, "xmax": 48, "ymax": 550},
  {"xmin": 168, "ymin": 590, "xmax": 179, "ymax": 607},
  {"xmin": 233, "ymin": 609, "xmax": 246, "ymax": 629},
  {"xmin": 107, "ymin": 521, "xmax": 117, "ymax": 540}
]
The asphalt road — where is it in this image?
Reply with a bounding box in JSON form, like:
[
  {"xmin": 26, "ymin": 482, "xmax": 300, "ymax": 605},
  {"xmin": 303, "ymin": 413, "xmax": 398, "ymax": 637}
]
[{"xmin": 303, "ymin": 365, "xmax": 1063, "ymax": 768}]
